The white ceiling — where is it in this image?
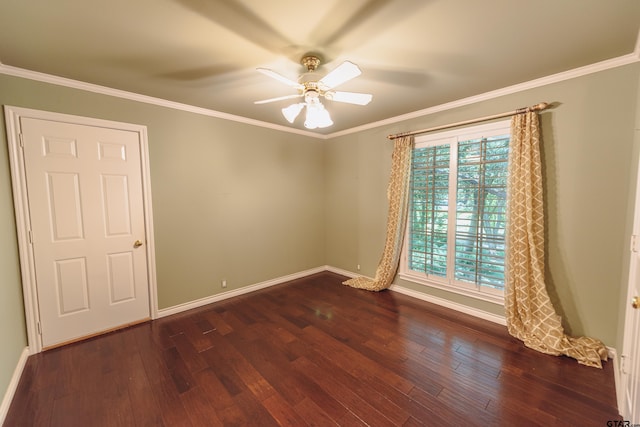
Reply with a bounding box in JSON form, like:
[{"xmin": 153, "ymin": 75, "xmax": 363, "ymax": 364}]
[{"xmin": 1, "ymin": 0, "xmax": 639, "ymax": 135}]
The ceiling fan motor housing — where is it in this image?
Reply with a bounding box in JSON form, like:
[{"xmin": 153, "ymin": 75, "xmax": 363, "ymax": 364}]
[
  {"xmin": 298, "ymin": 72, "xmax": 328, "ymax": 98},
  {"xmin": 304, "ymin": 89, "xmax": 321, "ymax": 104}
]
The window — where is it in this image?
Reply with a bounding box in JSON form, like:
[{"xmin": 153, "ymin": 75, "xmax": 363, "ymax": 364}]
[{"xmin": 400, "ymin": 120, "xmax": 510, "ymax": 302}]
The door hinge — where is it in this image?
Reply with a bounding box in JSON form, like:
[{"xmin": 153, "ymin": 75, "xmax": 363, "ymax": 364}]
[
  {"xmin": 36, "ymin": 322, "xmax": 42, "ymax": 335},
  {"xmin": 28, "ymin": 230, "xmax": 33, "ymax": 244},
  {"xmin": 18, "ymin": 133, "xmax": 24, "ymax": 148},
  {"xmin": 632, "ymin": 235, "xmax": 638, "ymax": 253}
]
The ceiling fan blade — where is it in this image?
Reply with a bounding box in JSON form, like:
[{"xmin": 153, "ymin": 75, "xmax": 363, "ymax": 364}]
[
  {"xmin": 257, "ymin": 68, "xmax": 303, "ymax": 89},
  {"xmin": 318, "ymin": 61, "xmax": 362, "ymax": 90},
  {"xmin": 326, "ymin": 91, "xmax": 372, "ymax": 105},
  {"xmin": 254, "ymin": 94, "xmax": 302, "ymax": 105}
]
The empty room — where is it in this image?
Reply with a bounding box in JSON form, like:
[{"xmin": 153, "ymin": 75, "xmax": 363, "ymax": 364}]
[{"xmin": 1, "ymin": 1, "xmax": 639, "ymax": 425}]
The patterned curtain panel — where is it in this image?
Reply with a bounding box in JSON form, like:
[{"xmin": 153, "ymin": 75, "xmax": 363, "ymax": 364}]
[
  {"xmin": 505, "ymin": 112, "xmax": 608, "ymax": 368},
  {"xmin": 343, "ymin": 136, "xmax": 414, "ymax": 291}
]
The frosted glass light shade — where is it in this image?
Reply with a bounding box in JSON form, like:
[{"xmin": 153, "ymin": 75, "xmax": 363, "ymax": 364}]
[{"xmin": 304, "ymin": 104, "xmax": 333, "ymax": 129}]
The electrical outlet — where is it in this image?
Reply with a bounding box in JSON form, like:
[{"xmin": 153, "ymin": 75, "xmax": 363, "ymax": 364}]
[
  {"xmin": 357, "ymin": 264, "xmax": 361, "ymax": 271},
  {"xmin": 222, "ymin": 280, "xmax": 227, "ymax": 288}
]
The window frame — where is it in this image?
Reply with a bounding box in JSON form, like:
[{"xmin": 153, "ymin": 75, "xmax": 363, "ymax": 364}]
[{"xmin": 399, "ymin": 119, "xmax": 511, "ymax": 305}]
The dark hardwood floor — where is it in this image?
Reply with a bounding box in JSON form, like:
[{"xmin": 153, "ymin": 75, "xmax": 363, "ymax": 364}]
[{"xmin": 4, "ymin": 272, "xmax": 621, "ymax": 426}]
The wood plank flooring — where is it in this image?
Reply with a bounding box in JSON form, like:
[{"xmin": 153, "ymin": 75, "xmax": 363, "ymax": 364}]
[{"xmin": 4, "ymin": 272, "xmax": 621, "ymax": 426}]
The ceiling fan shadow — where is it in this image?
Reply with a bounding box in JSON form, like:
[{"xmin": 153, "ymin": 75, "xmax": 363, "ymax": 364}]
[
  {"xmin": 307, "ymin": 0, "xmax": 432, "ymax": 61},
  {"xmin": 157, "ymin": 64, "xmax": 240, "ymax": 81},
  {"xmin": 102, "ymin": 53, "xmax": 249, "ymax": 85},
  {"xmin": 363, "ymin": 66, "xmax": 429, "ymax": 88},
  {"xmin": 173, "ymin": 0, "xmax": 293, "ymax": 56}
]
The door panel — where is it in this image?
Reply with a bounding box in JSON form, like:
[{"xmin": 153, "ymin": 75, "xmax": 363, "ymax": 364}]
[
  {"xmin": 54, "ymin": 257, "xmax": 90, "ymax": 314},
  {"xmin": 21, "ymin": 117, "xmax": 150, "ymax": 348},
  {"xmin": 47, "ymin": 172, "xmax": 84, "ymax": 240},
  {"xmin": 101, "ymin": 174, "xmax": 132, "ymax": 236},
  {"xmin": 107, "ymin": 252, "xmax": 136, "ymax": 303}
]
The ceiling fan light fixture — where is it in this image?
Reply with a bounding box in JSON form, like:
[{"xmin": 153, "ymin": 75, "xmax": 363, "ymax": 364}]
[
  {"xmin": 304, "ymin": 103, "xmax": 333, "ymax": 129},
  {"xmin": 256, "ymin": 54, "xmax": 371, "ymax": 129},
  {"xmin": 282, "ymin": 103, "xmax": 305, "ymax": 123}
]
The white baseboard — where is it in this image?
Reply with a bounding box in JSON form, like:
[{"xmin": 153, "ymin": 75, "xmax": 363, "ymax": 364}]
[
  {"xmin": 157, "ymin": 266, "xmax": 327, "ymax": 318},
  {"xmin": 325, "ymin": 266, "xmax": 506, "ymax": 326},
  {"xmin": 324, "ymin": 265, "xmax": 359, "ymax": 278},
  {"xmin": 389, "ymin": 283, "xmax": 507, "ymax": 326},
  {"xmin": 0, "ymin": 347, "xmax": 29, "ymax": 425},
  {"xmin": 158, "ymin": 265, "xmax": 506, "ymax": 325},
  {"xmin": 609, "ymin": 347, "xmax": 624, "ymax": 416}
]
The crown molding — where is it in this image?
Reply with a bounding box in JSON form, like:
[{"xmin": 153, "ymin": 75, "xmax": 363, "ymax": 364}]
[{"xmin": 2, "ymin": 41, "xmax": 639, "ymax": 141}]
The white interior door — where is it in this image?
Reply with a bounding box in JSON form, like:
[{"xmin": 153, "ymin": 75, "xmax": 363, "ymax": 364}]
[
  {"xmin": 622, "ymin": 129, "xmax": 640, "ymax": 421},
  {"xmin": 20, "ymin": 117, "xmax": 151, "ymax": 348}
]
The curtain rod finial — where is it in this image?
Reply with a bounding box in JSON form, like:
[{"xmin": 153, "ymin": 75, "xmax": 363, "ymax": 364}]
[
  {"xmin": 387, "ymin": 132, "xmax": 406, "ymax": 140},
  {"xmin": 532, "ymin": 102, "xmax": 550, "ymax": 112}
]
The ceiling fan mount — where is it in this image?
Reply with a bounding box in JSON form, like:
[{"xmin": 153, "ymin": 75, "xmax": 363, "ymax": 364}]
[
  {"xmin": 301, "ymin": 55, "xmax": 321, "ymax": 72},
  {"xmin": 255, "ymin": 53, "xmax": 373, "ymax": 129}
]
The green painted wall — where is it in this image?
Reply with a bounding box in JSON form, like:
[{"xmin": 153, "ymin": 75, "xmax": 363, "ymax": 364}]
[{"xmin": 325, "ymin": 63, "xmax": 640, "ymax": 348}]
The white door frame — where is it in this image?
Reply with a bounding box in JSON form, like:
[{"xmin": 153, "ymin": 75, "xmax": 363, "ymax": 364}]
[{"xmin": 4, "ymin": 106, "xmax": 159, "ymax": 354}]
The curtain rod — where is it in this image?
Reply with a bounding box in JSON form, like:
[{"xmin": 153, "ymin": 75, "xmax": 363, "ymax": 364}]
[{"xmin": 387, "ymin": 102, "xmax": 550, "ymax": 140}]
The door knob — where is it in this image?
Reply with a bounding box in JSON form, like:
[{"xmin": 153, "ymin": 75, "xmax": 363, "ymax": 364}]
[
  {"xmin": 632, "ymin": 296, "xmax": 640, "ymax": 309},
  {"xmin": 133, "ymin": 240, "xmax": 143, "ymax": 248}
]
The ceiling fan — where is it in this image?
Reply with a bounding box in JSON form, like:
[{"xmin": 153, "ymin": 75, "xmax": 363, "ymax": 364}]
[{"xmin": 254, "ymin": 55, "xmax": 373, "ymax": 129}]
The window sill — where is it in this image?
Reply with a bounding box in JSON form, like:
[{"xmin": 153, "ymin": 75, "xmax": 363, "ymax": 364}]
[{"xmin": 398, "ymin": 272, "xmax": 505, "ymax": 306}]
